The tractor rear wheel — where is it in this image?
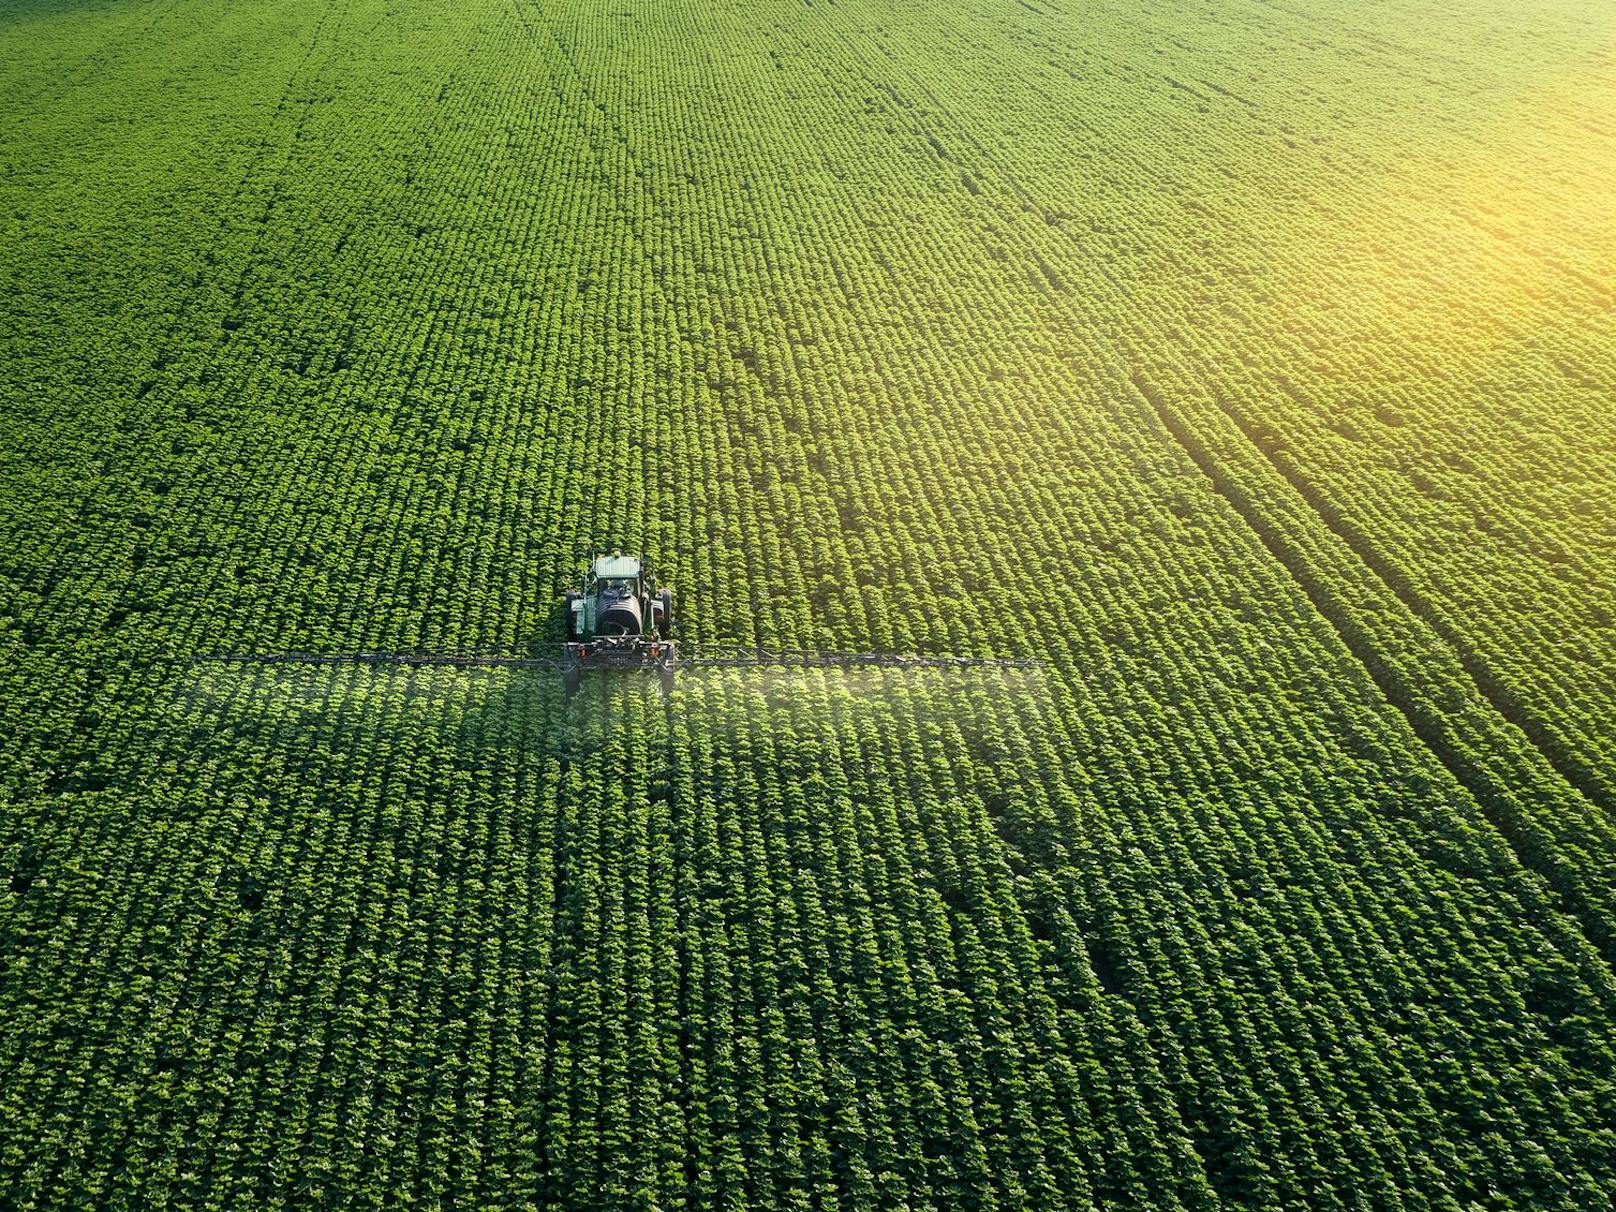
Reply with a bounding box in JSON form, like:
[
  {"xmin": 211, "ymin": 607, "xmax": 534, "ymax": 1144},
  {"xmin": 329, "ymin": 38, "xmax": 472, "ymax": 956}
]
[{"xmin": 658, "ymin": 588, "xmax": 674, "ymax": 639}]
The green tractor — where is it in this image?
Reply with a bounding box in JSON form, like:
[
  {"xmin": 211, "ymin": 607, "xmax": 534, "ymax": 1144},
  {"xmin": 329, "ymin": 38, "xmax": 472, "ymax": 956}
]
[
  {"xmin": 562, "ymin": 553, "xmax": 675, "ymax": 693},
  {"xmin": 196, "ymin": 551, "xmax": 1040, "ymax": 692}
]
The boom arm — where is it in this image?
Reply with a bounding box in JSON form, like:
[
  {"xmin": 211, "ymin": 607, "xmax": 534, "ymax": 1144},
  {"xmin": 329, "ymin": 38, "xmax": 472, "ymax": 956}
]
[
  {"xmin": 199, "ymin": 651, "xmax": 574, "ymax": 672},
  {"xmin": 197, "ymin": 647, "xmax": 1039, "ymax": 673},
  {"xmin": 679, "ymin": 648, "xmax": 1039, "ymax": 671}
]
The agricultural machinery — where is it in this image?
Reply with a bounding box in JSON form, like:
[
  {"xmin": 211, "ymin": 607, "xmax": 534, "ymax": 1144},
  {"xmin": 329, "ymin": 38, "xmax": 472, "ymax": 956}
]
[
  {"xmin": 561, "ymin": 553, "xmax": 676, "ymax": 694},
  {"xmin": 201, "ymin": 552, "xmax": 1038, "ymax": 692}
]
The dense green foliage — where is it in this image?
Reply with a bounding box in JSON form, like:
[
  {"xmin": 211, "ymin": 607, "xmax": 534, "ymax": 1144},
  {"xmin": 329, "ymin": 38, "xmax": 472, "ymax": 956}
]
[{"xmin": 2, "ymin": 0, "xmax": 1614, "ymax": 1207}]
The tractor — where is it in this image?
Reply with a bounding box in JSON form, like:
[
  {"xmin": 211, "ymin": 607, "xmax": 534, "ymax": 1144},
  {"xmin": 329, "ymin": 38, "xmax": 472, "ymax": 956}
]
[
  {"xmin": 561, "ymin": 553, "xmax": 676, "ymax": 694},
  {"xmin": 197, "ymin": 550, "xmax": 1038, "ymax": 694}
]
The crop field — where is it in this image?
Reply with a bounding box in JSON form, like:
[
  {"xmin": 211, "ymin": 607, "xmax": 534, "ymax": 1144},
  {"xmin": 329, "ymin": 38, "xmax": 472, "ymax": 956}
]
[{"xmin": 2, "ymin": 0, "xmax": 1614, "ymax": 1207}]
